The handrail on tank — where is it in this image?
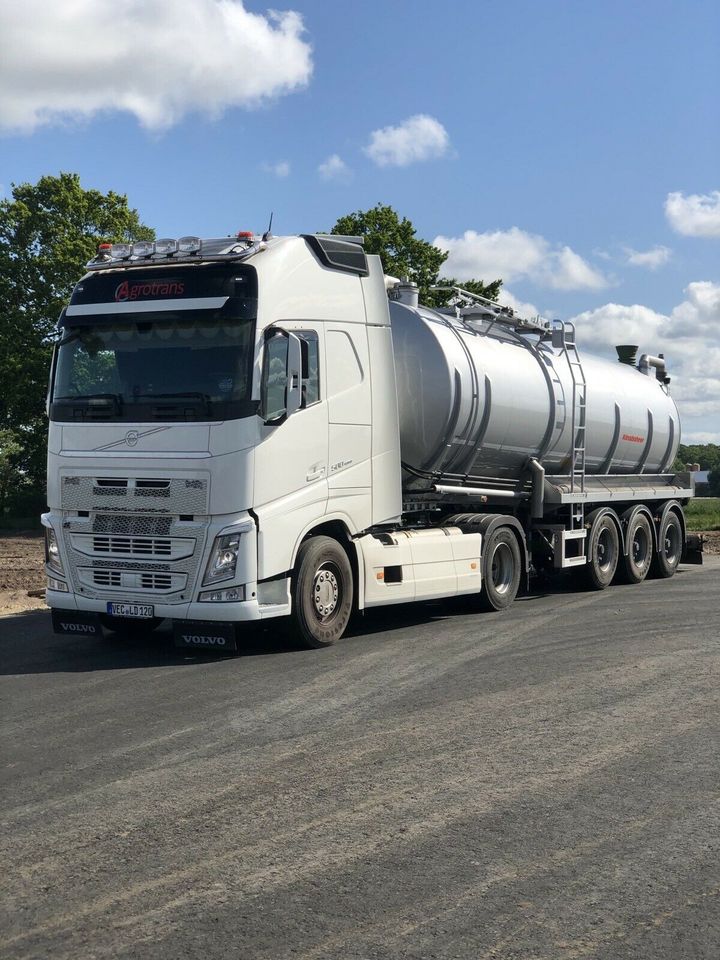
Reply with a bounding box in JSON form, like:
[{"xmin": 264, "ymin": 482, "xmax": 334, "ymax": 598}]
[{"xmin": 430, "ymin": 285, "xmax": 550, "ymax": 335}]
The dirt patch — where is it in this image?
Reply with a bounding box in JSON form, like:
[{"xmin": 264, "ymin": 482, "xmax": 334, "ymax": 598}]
[
  {"xmin": 699, "ymin": 530, "xmax": 720, "ymax": 555},
  {"xmin": 0, "ymin": 533, "xmax": 46, "ymax": 617}
]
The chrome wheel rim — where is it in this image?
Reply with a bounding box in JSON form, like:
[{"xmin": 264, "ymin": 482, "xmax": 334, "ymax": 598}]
[
  {"xmin": 491, "ymin": 542, "xmax": 514, "ymax": 595},
  {"xmin": 312, "ymin": 563, "xmax": 340, "ymax": 620}
]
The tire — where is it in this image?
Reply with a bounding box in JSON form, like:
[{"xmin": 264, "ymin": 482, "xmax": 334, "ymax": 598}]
[
  {"xmin": 584, "ymin": 512, "xmax": 620, "ymax": 589},
  {"xmin": 618, "ymin": 511, "xmax": 654, "ymax": 584},
  {"xmin": 99, "ymin": 615, "xmax": 162, "ymax": 637},
  {"xmin": 479, "ymin": 528, "xmax": 521, "ymax": 611},
  {"xmin": 652, "ymin": 510, "xmax": 684, "ymax": 579},
  {"xmin": 291, "ymin": 536, "xmax": 354, "ymax": 648}
]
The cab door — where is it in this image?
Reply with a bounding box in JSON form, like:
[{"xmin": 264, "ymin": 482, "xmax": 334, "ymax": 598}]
[{"xmin": 253, "ymin": 324, "xmax": 329, "ymax": 579}]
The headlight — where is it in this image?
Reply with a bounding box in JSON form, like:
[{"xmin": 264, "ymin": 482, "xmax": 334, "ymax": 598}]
[
  {"xmin": 203, "ymin": 532, "xmax": 241, "ymax": 585},
  {"xmin": 45, "ymin": 527, "xmax": 64, "ymax": 575}
]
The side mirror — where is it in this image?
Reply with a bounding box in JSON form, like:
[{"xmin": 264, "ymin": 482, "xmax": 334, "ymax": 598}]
[{"xmin": 260, "ymin": 328, "xmax": 303, "ymax": 424}]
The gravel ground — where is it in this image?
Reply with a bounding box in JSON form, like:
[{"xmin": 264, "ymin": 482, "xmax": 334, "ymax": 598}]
[{"xmin": 1, "ymin": 556, "xmax": 719, "ymax": 959}]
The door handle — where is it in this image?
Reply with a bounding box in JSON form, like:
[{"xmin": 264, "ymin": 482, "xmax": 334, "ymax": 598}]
[{"xmin": 306, "ymin": 464, "xmax": 326, "ymax": 482}]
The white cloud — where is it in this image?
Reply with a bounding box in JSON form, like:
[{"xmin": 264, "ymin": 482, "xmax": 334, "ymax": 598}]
[
  {"xmin": 664, "ymin": 191, "xmax": 720, "ymax": 238},
  {"xmin": 262, "ymin": 161, "xmax": 290, "ymax": 178},
  {"xmin": 0, "ymin": 1, "xmax": 313, "ymax": 133},
  {"xmin": 433, "ymin": 227, "xmax": 608, "ymax": 291},
  {"xmin": 684, "ymin": 431, "xmax": 720, "ymax": 444},
  {"xmin": 364, "ymin": 115, "xmax": 449, "ymax": 168},
  {"xmin": 625, "ymin": 245, "xmax": 672, "ymax": 269},
  {"xmin": 568, "ymin": 282, "xmax": 720, "ymax": 434},
  {"xmin": 318, "ymin": 154, "xmax": 351, "ymax": 181}
]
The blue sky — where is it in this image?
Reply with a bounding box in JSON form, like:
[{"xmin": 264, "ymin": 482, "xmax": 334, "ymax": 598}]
[{"xmin": 1, "ymin": 0, "xmax": 719, "ymax": 440}]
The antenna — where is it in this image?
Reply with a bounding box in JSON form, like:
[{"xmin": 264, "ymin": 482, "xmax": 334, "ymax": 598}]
[{"xmin": 262, "ymin": 212, "xmax": 274, "ymax": 242}]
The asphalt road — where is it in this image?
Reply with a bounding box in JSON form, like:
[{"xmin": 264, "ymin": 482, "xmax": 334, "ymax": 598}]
[{"xmin": 2, "ymin": 558, "xmax": 719, "ymax": 960}]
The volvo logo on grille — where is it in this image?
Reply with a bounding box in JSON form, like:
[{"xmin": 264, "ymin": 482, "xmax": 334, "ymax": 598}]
[{"xmin": 125, "ymin": 430, "xmax": 139, "ymax": 447}]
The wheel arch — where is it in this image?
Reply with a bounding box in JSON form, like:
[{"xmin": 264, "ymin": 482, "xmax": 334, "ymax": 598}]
[
  {"xmin": 586, "ymin": 506, "xmax": 623, "ymax": 545},
  {"xmin": 445, "ymin": 513, "xmax": 529, "ymax": 574},
  {"xmin": 292, "ymin": 516, "xmax": 363, "ymax": 611}
]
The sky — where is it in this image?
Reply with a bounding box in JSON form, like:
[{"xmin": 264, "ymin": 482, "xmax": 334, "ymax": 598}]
[{"xmin": 1, "ymin": 0, "xmax": 718, "ymax": 442}]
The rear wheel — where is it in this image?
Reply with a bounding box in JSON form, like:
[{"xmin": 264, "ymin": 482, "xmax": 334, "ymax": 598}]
[
  {"xmin": 479, "ymin": 528, "xmax": 521, "ymax": 611},
  {"xmin": 291, "ymin": 536, "xmax": 354, "ymax": 648},
  {"xmin": 618, "ymin": 511, "xmax": 653, "ymax": 584},
  {"xmin": 652, "ymin": 510, "xmax": 683, "ymax": 579},
  {"xmin": 585, "ymin": 512, "xmax": 619, "ymax": 589}
]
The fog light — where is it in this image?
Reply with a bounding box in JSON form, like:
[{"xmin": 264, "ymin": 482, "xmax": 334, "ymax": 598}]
[
  {"xmin": 47, "ymin": 576, "xmax": 68, "ymax": 592},
  {"xmin": 199, "ymin": 585, "xmax": 245, "ymax": 602}
]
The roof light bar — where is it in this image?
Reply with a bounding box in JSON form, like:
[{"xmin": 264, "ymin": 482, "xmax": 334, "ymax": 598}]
[
  {"xmin": 110, "ymin": 243, "xmax": 133, "ymax": 259},
  {"xmin": 155, "ymin": 238, "xmax": 178, "ymax": 256},
  {"xmin": 178, "ymin": 236, "xmax": 202, "ymax": 254},
  {"xmin": 132, "ymin": 240, "xmax": 155, "ymax": 258}
]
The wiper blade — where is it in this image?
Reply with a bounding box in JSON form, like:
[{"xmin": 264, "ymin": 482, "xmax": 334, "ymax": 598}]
[{"xmin": 54, "ymin": 393, "xmax": 124, "ymax": 404}]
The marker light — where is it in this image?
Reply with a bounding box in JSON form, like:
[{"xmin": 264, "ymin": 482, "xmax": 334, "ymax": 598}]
[
  {"xmin": 237, "ymin": 231, "xmax": 254, "ymax": 240},
  {"xmin": 132, "ymin": 240, "xmax": 156, "ymax": 258},
  {"xmin": 97, "ymin": 242, "xmax": 112, "ymax": 256},
  {"xmin": 178, "ymin": 236, "xmax": 202, "ymax": 254},
  {"xmin": 155, "ymin": 238, "xmax": 178, "ymax": 256},
  {"xmin": 110, "ymin": 243, "xmax": 133, "ymax": 259}
]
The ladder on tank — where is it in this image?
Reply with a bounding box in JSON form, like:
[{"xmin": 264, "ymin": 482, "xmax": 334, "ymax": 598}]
[{"xmin": 552, "ymin": 321, "xmax": 587, "ymax": 566}]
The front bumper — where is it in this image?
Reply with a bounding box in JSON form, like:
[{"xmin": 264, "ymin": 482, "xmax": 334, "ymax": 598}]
[{"xmin": 45, "ymin": 589, "xmax": 290, "ymax": 623}]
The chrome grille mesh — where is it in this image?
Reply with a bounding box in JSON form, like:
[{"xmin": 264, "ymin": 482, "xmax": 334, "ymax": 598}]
[{"xmin": 61, "ymin": 475, "xmax": 209, "ymax": 514}]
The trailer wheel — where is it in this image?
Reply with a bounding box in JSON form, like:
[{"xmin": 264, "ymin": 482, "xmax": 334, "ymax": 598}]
[
  {"xmin": 479, "ymin": 528, "xmax": 521, "ymax": 611},
  {"xmin": 292, "ymin": 536, "xmax": 354, "ymax": 648},
  {"xmin": 585, "ymin": 512, "xmax": 619, "ymax": 589},
  {"xmin": 652, "ymin": 510, "xmax": 683, "ymax": 579},
  {"xmin": 619, "ymin": 512, "xmax": 653, "ymax": 584}
]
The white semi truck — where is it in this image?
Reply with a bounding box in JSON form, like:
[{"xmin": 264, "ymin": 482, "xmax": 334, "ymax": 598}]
[{"xmin": 44, "ymin": 232, "xmax": 700, "ymax": 650}]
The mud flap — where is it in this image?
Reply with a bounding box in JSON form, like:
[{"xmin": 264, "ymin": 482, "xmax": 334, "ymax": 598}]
[
  {"xmin": 51, "ymin": 609, "xmax": 103, "ymax": 637},
  {"xmin": 682, "ymin": 533, "xmax": 704, "ymax": 565},
  {"xmin": 172, "ymin": 620, "xmax": 238, "ymax": 653}
]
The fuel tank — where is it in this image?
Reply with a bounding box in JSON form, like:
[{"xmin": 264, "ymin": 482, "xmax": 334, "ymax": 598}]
[{"xmin": 389, "ymin": 301, "xmax": 680, "ymax": 491}]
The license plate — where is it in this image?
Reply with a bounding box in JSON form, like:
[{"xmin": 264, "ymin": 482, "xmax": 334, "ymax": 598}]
[{"xmin": 106, "ymin": 602, "xmax": 155, "ymax": 619}]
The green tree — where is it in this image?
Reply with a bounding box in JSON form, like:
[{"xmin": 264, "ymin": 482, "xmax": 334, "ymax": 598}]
[
  {"xmin": 330, "ymin": 203, "xmax": 502, "ymax": 306},
  {"xmin": 0, "ymin": 428, "xmax": 23, "ymax": 519},
  {"xmin": 0, "ymin": 173, "xmax": 154, "ymax": 503}
]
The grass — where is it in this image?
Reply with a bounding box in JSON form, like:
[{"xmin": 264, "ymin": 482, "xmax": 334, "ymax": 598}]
[{"xmin": 686, "ymin": 497, "xmax": 720, "ymax": 531}]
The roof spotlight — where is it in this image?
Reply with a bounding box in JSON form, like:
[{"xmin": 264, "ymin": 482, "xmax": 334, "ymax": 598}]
[
  {"xmin": 178, "ymin": 236, "xmax": 202, "ymax": 254},
  {"xmin": 155, "ymin": 238, "xmax": 178, "ymax": 256},
  {"xmin": 132, "ymin": 241, "xmax": 156, "ymax": 258},
  {"xmin": 110, "ymin": 243, "xmax": 133, "ymax": 259}
]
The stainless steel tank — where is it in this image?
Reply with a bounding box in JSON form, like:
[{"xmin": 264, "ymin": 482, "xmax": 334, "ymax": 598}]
[{"xmin": 389, "ymin": 301, "xmax": 680, "ymax": 491}]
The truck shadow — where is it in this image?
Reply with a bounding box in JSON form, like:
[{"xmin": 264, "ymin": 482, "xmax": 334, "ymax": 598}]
[{"xmin": 0, "ymin": 568, "xmax": 692, "ymax": 675}]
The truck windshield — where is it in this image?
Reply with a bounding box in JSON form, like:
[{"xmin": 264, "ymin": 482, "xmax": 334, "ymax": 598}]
[{"xmin": 51, "ymin": 315, "xmax": 256, "ymax": 422}]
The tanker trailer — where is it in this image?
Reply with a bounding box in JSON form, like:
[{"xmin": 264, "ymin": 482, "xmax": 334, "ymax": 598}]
[{"xmin": 384, "ymin": 281, "xmax": 698, "ymax": 604}]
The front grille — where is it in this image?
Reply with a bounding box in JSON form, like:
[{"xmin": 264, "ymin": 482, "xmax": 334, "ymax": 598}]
[
  {"xmin": 140, "ymin": 573, "xmax": 173, "ymax": 590},
  {"xmin": 92, "ymin": 535, "xmax": 173, "ymax": 557},
  {"xmin": 93, "ymin": 570, "xmax": 121, "ymax": 587},
  {"xmin": 61, "ymin": 475, "xmax": 209, "ymax": 514},
  {"xmin": 93, "ymin": 515, "xmax": 173, "ymax": 536}
]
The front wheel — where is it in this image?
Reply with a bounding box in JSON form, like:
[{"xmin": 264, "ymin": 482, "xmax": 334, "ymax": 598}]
[
  {"xmin": 291, "ymin": 536, "xmax": 354, "ymax": 648},
  {"xmin": 479, "ymin": 528, "xmax": 521, "ymax": 611},
  {"xmin": 652, "ymin": 510, "xmax": 684, "ymax": 579}
]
